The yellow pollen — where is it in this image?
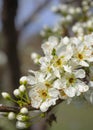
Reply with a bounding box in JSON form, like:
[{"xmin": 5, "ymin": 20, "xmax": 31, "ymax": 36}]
[
  {"xmin": 78, "ymin": 53, "xmax": 83, "ymax": 60},
  {"xmin": 45, "ymin": 82, "xmax": 51, "ymax": 88},
  {"xmin": 40, "ymin": 90, "xmax": 48, "ymax": 100},
  {"xmin": 57, "ymin": 59, "xmax": 62, "ymax": 65},
  {"xmin": 69, "ymin": 78, "xmax": 74, "ymax": 83},
  {"xmin": 60, "ymin": 89, "xmax": 67, "ymax": 97},
  {"xmin": 42, "ymin": 92, "xmax": 47, "ymax": 97}
]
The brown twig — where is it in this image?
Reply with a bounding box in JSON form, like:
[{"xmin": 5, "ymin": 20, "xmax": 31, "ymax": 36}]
[
  {"xmin": 0, "ymin": 99, "xmax": 63, "ymax": 113},
  {"xmin": 0, "ymin": 104, "xmax": 19, "ymax": 113}
]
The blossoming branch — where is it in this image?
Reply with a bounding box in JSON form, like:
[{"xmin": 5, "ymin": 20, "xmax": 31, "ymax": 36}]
[{"xmin": 1, "ymin": 0, "xmax": 93, "ymax": 129}]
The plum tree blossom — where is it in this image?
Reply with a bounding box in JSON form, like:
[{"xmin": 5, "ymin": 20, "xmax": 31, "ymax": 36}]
[{"xmin": 1, "ymin": 0, "xmax": 93, "ymax": 129}]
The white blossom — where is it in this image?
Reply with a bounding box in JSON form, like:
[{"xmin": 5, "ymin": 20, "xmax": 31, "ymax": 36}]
[
  {"xmin": 8, "ymin": 112, "xmax": 16, "ymax": 120},
  {"xmin": 64, "ymin": 87, "xmax": 76, "ymax": 97},
  {"xmin": 27, "ymin": 70, "xmax": 49, "ymax": 86},
  {"xmin": 72, "ymin": 41, "xmax": 93, "ymax": 67},
  {"xmin": 13, "ymin": 89, "xmax": 20, "ymax": 97},
  {"xmin": 20, "ymin": 107, "xmax": 28, "ymax": 114},
  {"xmin": 41, "ymin": 36, "xmax": 58, "ymax": 56},
  {"xmin": 55, "ymin": 69, "xmax": 88, "ymax": 98},
  {"xmin": 19, "ymin": 85, "xmax": 26, "ymax": 92},
  {"xmin": 1, "ymin": 92, "xmax": 11, "ymax": 100},
  {"xmin": 20, "ymin": 76, "xmax": 27, "ymax": 85},
  {"xmin": 29, "ymin": 84, "xmax": 59, "ymax": 112},
  {"xmin": 62, "ymin": 37, "xmax": 70, "ymax": 45},
  {"xmin": 16, "ymin": 115, "xmax": 29, "ymax": 121},
  {"xmin": 16, "ymin": 121, "xmax": 28, "ymax": 129},
  {"xmin": 17, "ymin": 29, "xmax": 93, "ymax": 112}
]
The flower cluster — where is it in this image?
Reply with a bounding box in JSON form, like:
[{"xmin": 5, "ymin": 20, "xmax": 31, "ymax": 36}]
[
  {"xmin": 1, "ymin": 0, "xmax": 93, "ymax": 129},
  {"xmin": 3, "ymin": 32, "xmax": 93, "ymax": 119},
  {"xmin": 1, "ymin": 78, "xmax": 31, "ymax": 129},
  {"xmin": 8, "ymin": 107, "xmax": 30, "ymax": 129},
  {"xmin": 41, "ymin": 0, "xmax": 93, "ymax": 38},
  {"xmin": 28, "ymin": 32, "xmax": 93, "ymax": 112}
]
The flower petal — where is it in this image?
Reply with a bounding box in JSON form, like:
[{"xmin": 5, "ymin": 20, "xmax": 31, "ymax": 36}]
[
  {"xmin": 75, "ymin": 69, "xmax": 85, "ymax": 78},
  {"xmin": 64, "ymin": 87, "xmax": 76, "ymax": 97}
]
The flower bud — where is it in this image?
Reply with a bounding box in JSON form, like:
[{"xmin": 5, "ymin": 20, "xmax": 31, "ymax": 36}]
[
  {"xmin": 20, "ymin": 76, "xmax": 27, "ymax": 85},
  {"xmin": 1, "ymin": 92, "xmax": 11, "ymax": 100},
  {"xmin": 51, "ymin": 6, "xmax": 58, "ymax": 12},
  {"xmin": 16, "ymin": 115, "xmax": 29, "ymax": 121},
  {"xmin": 8, "ymin": 112, "xmax": 16, "ymax": 120},
  {"xmin": 31, "ymin": 53, "xmax": 40, "ymax": 64},
  {"xmin": 13, "ymin": 89, "xmax": 20, "ymax": 97},
  {"xmin": 75, "ymin": 7, "xmax": 82, "ymax": 14},
  {"xmin": 19, "ymin": 85, "xmax": 26, "ymax": 92},
  {"xmin": 20, "ymin": 107, "xmax": 28, "ymax": 114},
  {"xmin": 16, "ymin": 121, "xmax": 28, "ymax": 129},
  {"xmin": 31, "ymin": 52, "xmax": 38, "ymax": 59},
  {"xmin": 62, "ymin": 37, "xmax": 69, "ymax": 45}
]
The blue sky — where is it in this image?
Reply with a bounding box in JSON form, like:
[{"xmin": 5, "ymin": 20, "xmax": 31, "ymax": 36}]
[{"xmin": 0, "ymin": 0, "xmax": 60, "ymax": 40}]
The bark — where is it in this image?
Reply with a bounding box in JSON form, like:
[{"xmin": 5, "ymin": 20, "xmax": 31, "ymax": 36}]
[{"xmin": 2, "ymin": 0, "xmax": 21, "ymax": 90}]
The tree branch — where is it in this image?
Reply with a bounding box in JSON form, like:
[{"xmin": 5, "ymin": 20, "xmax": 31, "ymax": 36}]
[
  {"xmin": 62, "ymin": 0, "xmax": 82, "ymax": 5},
  {"xmin": 2, "ymin": 0, "xmax": 21, "ymax": 90},
  {"xmin": 0, "ymin": 104, "xmax": 19, "ymax": 113},
  {"xmin": 0, "ymin": 99, "xmax": 63, "ymax": 113}
]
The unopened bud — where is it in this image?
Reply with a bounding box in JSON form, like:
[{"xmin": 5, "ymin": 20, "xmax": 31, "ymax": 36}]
[
  {"xmin": 16, "ymin": 121, "xmax": 28, "ymax": 129},
  {"xmin": 16, "ymin": 115, "xmax": 29, "ymax": 121},
  {"xmin": 1, "ymin": 92, "xmax": 11, "ymax": 100},
  {"xmin": 13, "ymin": 89, "xmax": 20, "ymax": 97},
  {"xmin": 20, "ymin": 107, "xmax": 28, "ymax": 114},
  {"xmin": 20, "ymin": 76, "xmax": 27, "ymax": 85},
  {"xmin": 19, "ymin": 85, "xmax": 26, "ymax": 92},
  {"xmin": 8, "ymin": 112, "xmax": 16, "ymax": 120}
]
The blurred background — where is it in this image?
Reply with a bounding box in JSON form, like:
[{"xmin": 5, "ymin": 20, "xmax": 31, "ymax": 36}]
[{"xmin": 0, "ymin": 0, "xmax": 93, "ymax": 130}]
